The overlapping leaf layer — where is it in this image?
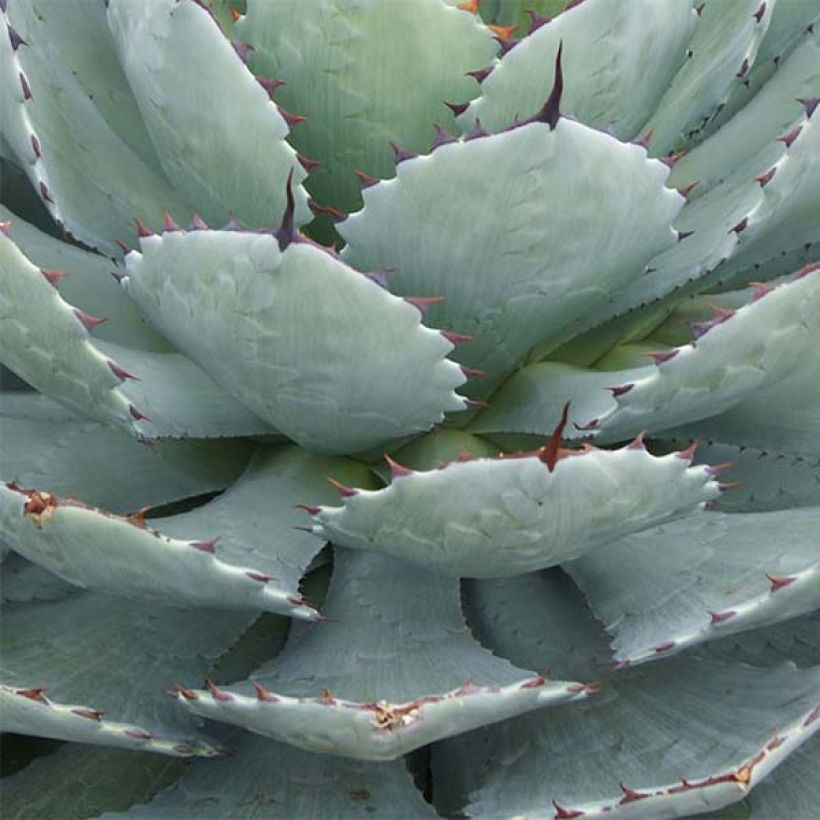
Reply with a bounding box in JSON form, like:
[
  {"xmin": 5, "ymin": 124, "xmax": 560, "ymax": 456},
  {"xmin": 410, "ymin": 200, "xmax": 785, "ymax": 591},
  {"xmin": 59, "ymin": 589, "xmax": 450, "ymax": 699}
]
[{"xmin": 1, "ymin": 0, "xmax": 818, "ymax": 817}]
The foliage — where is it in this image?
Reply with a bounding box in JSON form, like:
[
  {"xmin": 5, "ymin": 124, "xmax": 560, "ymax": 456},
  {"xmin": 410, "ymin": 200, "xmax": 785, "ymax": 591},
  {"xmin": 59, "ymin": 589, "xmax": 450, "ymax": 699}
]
[{"xmin": 1, "ymin": 0, "xmax": 819, "ymax": 817}]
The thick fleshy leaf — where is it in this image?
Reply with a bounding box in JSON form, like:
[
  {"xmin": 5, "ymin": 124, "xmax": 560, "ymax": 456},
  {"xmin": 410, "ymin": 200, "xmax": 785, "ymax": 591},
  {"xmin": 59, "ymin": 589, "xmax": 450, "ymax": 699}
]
[
  {"xmin": 0, "ymin": 589, "xmax": 253, "ymax": 756},
  {"xmin": 0, "ymin": 745, "xmax": 184, "ymax": 820},
  {"xmin": 706, "ymin": 0, "xmax": 820, "ymax": 131},
  {"xmin": 645, "ymin": 0, "xmax": 774, "ymax": 154},
  {"xmin": 670, "ymin": 28, "xmax": 820, "ymax": 197},
  {"xmin": 458, "ymin": 0, "xmax": 696, "ymax": 140},
  {"xmin": 747, "ymin": 736, "xmax": 819, "ymax": 819},
  {"xmin": 106, "ymin": 0, "xmax": 310, "ymax": 230},
  {"xmin": 0, "ymin": 458, "xmax": 334, "ymax": 618},
  {"xmin": 115, "ymin": 730, "xmax": 435, "ymax": 819},
  {"xmin": 2, "ymin": 553, "xmax": 78, "ymax": 604},
  {"xmin": 671, "ymin": 350, "xmax": 820, "ymax": 460},
  {"xmin": 0, "ymin": 0, "xmax": 188, "ymax": 254},
  {"xmin": 0, "ymin": 393, "xmax": 253, "ymax": 513},
  {"xmin": 697, "ymin": 610, "xmax": 820, "ymax": 670},
  {"xmin": 174, "ymin": 550, "xmax": 595, "ymax": 760},
  {"xmin": 0, "ymin": 230, "xmax": 143, "ymax": 437},
  {"xmin": 0, "ymin": 205, "xmax": 169, "ymax": 351},
  {"xmin": 150, "ymin": 446, "xmax": 378, "ymax": 612},
  {"xmin": 123, "ymin": 228, "xmax": 466, "ymax": 453},
  {"xmin": 236, "ymin": 0, "xmax": 497, "ymax": 214},
  {"xmin": 432, "ymin": 572, "xmax": 820, "ymax": 820},
  {"xmin": 704, "ymin": 99, "xmax": 820, "ymax": 287},
  {"xmin": 567, "ymin": 507, "xmax": 820, "ymax": 665},
  {"xmin": 307, "ymin": 440, "xmax": 720, "ymax": 577},
  {"xmin": 469, "ymin": 361, "xmax": 651, "ymax": 441},
  {"xmin": 340, "ymin": 116, "xmax": 683, "ymax": 389},
  {"xmin": 92, "ymin": 340, "xmax": 275, "ymax": 440},
  {"xmin": 584, "ymin": 267, "xmax": 820, "ymax": 442},
  {"xmin": 660, "ymin": 438, "xmax": 820, "ymax": 514}
]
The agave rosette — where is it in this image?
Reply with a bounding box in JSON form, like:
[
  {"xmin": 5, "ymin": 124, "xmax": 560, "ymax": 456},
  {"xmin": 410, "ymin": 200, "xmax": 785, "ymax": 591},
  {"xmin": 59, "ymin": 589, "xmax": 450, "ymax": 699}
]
[{"xmin": 1, "ymin": 0, "xmax": 818, "ymax": 817}]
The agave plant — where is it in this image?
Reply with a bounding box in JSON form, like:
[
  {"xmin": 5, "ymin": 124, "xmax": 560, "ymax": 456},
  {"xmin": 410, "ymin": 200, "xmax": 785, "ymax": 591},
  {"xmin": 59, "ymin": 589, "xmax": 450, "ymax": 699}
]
[{"xmin": 1, "ymin": 0, "xmax": 819, "ymax": 817}]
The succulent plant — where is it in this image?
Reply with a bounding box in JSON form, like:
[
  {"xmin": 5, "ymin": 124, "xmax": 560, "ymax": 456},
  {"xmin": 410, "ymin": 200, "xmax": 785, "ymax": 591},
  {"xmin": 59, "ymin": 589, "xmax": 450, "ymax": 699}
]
[{"xmin": 1, "ymin": 0, "xmax": 819, "ymax": 817}]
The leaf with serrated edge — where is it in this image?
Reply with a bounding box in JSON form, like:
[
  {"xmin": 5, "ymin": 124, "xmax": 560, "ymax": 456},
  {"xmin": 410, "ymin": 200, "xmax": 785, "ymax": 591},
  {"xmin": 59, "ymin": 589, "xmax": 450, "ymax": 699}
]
[
  {"xmin": 307, "ymin": 440, "xmax": 720, "ymax": 577},
  {"xmin": 644, "ymin": 0, "xmax": 774, "ymax": 154},
  {"xmin": 704, "ymin": 1, "xmax": 820, "ymax": 133},
  {"xmin": 0, "ymin": 205, "xmax": 169, "ymax": 351},
  {"xmin": 459, "ymin": 0, "xmax": 696, "ymax": 140},
  {"xmin": 0, "ymin": 486, "xmax": 305, "ymax": 621},
  {"xmin": 152, "ymin": 446, "xmax": 379, "ymax": 608},
  {"xmin": 106, "ymin": 0, "xmax": 310, "ymax": 230},
  {"xmin": 112, "ymin": 730, "xmax": 435, "ymax": 819},
  {"xmin": 0, "ymin": 231, "xmax": 141, "ymax": 437},
  {"xmin": 174, "ymin": 549, "xmax": 595, "ymax": 760},
  {"xmin": 432, "ymin": 572, "xmax": 820, "ymax": 820},
  {"xmin": 0, "ymin": 393, "xmax": 253, "ymax": 514},
  {"xmin": 747, "ymin": 735, "xmax": 820, "ymax": 820},
  {"xmin": 670, "ymin": 29, "xmax": 820, "ymax": 197},
  {"xmin": 710, "ymin": 98, "xmax": 820, "ymax": 285},
  {"xmin": 0, "ymin": 0, "xmax": 188, "ymax": 254},
  {"xmin": 341, "ymin": 116, "xmax": 682, "ymax": 390},
  {"xmin": 660, "ymin": 438, "xmax": 820, "ymax": 514},
  {"xmin": 567, "ymin": 507, "xmax": 820, "ymax": 666},
  {"xmin": 93, "ymin": 340, "xmax": 275, "ymax": 440},
  {"xmin": 236, "ymin": 0, "xmax": 497, "ymax": 214},
  {"xmin": 0, "ymin": 590, "xmax": 254, "ymax": 757},
  {"xmin": 587, "ymin": 267, "xmax": 820, "ymax": 443},
  {"xmin": 124, "ymin": 229, "xmax": 466, "ymax": 453},
  {"xmin": 469, "ymin": 362, "xmax": 651, "ymax": 441}
]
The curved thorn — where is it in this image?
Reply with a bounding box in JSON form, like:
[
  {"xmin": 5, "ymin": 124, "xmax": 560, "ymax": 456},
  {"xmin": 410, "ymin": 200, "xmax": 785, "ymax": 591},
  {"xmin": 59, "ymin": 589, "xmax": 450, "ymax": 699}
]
[
  {"xmin": 327, "ymin": 477, "xmax": 357, "ymax": 498},
  {"xmin": 190, "ymin": 537, "xmax": 220, "ymax": 554},
  {"xmin": 444, "ymin": 100, "xmax": 469, "ymax": 118},
  {"xmin": 107, "ymin": 360, "xmax": 140, "ymax": 382},
  {"xmin": 540, "ymin": 401, "xmax": 570, "ymax": 472},
  {"xmin": 536, "ymin": 41, "xmax": 563, "ymax": 129},
  {"xmin": 384, "ymin": 454, "xmax": 413, "ymax": 478},
  {"xmin": 274, "ymin": 169, "xmax": 297, "ymax": 252}
]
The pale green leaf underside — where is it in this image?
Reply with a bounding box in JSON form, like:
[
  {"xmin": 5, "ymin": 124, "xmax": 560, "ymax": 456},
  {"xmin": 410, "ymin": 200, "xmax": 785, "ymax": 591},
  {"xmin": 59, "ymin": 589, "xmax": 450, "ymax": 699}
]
[
  {"xmin": 433, "ymin": 572, "xmax": 820, "ymax": 820},
  {"xmin": 0, "ymin": 0, "xmax": 188, "ymax": 255},
  {"xmin": 645, "ymin": 0, "xmax": 774, "ymax": 154},
  {"xmin": 0, "ymin": 393, "xmax": 253, "ymax": 514},
  {"xmin": 106, "ymin": 0, "xmax": 310, "ymax": 231},
  {"xmin": 0, "ymin": 205, "xmax": 169, "ymax": 351},
  {"xmin": 567, "ymin": 507, "xmax": 820, "ymax": 665},
  {"xmin": 0, "ymin": 231, "xmax": 142, "ymax": 436},
  {"xmin": 309, "ymin": 444, "xmax": 719, "ymax": 577},
  {"xmin": 0, "ymin": 588, "xmax": 254, "ymax": 756},
  {"xmin": 341, "ymin": 118, "xmax": 682, "ymax": 389},
  {"xmin": 124, "ymin": 230, "xmax": 466, "ymax": 453},
  {"xmin": 0, "ymin": 468, "xmax": 318, "ymax": 618},
  {"xmin": 176, "ymin": 549, "xmax": 593, "ymax": 760},
  {"xmin": 117, "ymin": 730, "xmax": 435, "ymax": 819},
  {"xmin": 237, "ymin": 0, "xmax": 497, "ymax": 213},
  {"xmin": 459, "ymin": 0, "xmax": 696, "ymax": 140}
]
